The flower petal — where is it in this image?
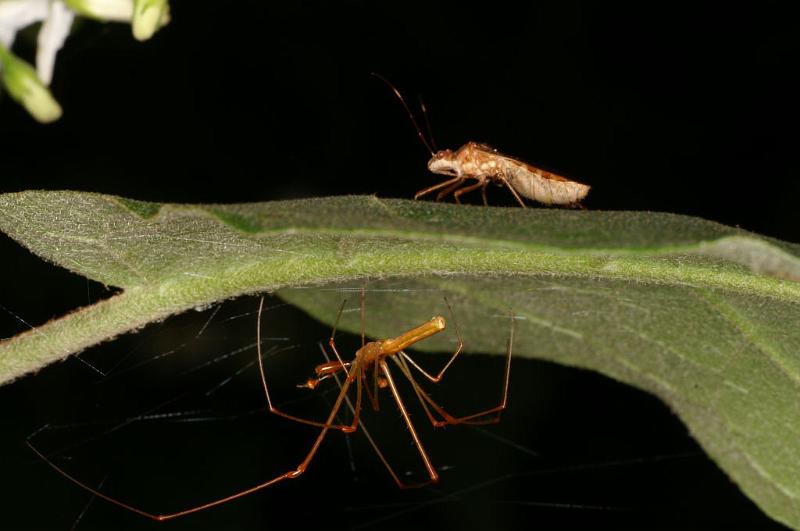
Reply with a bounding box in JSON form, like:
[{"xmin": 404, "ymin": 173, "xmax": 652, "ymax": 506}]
[
  {"xmin": 0, "ymin": 0, "xmax": 49, "ymax": 47},
  {"xmin": 36, "ymin": 1, "xmax": 75, "ymax": 85}
]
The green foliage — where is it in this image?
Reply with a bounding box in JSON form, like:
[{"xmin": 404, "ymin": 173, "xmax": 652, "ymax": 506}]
[{"xmin": 0, "ymin": 191, "xmax": 798, "ymax": 528}]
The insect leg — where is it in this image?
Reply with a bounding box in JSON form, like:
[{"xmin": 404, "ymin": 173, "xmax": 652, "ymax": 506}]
[
  {"xmin": 481, "ymin": 181, "xmax": 489, "ymax": 206},
  {"xmin": 452, "ymin": 180, "xmax": 485, "ymax": 204},
  {"xmin": 436, "ymin": 180, "xmax": 464, "ymax": 201},
  {"xmin": 498, "ymin": 174, "xmax": 527, "ymax": 208},
  {"xmin": 414, "ymin": 176, "xmax": 462, "ymax": 200},
  {"xmin": 435, "ymin": 178, "xmax": 467, "ymax": 201}
]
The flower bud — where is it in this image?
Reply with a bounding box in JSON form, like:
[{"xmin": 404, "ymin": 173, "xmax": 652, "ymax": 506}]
[
  {"xmin": 0, "ymin": 45, "xmax": 62, "ymax": 123},
  {"xmin": 64, "ymin": 0, "xmax": 134, "ymax": 21},
  {"xmin": 132, "ymin": 0, "xmax": 169, "ymax": 41}
]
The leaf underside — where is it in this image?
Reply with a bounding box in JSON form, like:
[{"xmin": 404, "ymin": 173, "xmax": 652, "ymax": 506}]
[{"xmin": 0, "ymin": 191, "xmax": 798, "ymax": 528}]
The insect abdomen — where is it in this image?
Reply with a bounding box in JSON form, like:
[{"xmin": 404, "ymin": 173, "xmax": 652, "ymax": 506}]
[{"xmin": 504, "ymin": 163, "xmax": 590, "ymax": 205}]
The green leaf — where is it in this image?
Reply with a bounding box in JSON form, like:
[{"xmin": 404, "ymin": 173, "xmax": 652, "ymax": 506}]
[{"xmin": 0, "ymin": 190, "xmax": 798, "ymax": 528}]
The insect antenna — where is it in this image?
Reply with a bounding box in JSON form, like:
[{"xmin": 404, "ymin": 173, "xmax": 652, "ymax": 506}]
[
  {"xmin": 417, "ymin": 94, "xmax": 438, "ymax": 151},
  {"xmin": 371, "ymin": 72, "xmax": 435, "ymax": 156}
]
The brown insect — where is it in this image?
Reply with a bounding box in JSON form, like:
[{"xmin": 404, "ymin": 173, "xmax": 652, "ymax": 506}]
[
  {"xmin": 28, "ymin": 293, "xmax": 515, "ymax": 521},
  {"xmin": 373, "ymin": 73, "xmax": 591, "ymax": 208}
]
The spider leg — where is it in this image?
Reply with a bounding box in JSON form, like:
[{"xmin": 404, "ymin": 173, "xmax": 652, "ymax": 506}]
[
  {"xmin": 396, "ymin": 297, "xmax": 463, "ymax": 384},
  {"xmin": 321, "ymin": 346, "xmax": 431, "ymax": 489},
  {"xmin": 379, "ymin": 361, "xmax": 439, "ymax": 487},
  {"xmin": 395, "ymin": 312, "xmax": 515, "ymax": 427},
  {"xmin": 28, "ymin": 360, "xmax": 360, "ymax": 521},
  {"xmin": 257, "ymin": 297, "xmax": 356, "ymax": 432}
]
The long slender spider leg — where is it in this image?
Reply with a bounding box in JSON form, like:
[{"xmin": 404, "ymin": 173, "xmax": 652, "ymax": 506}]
[
  {"xmin": 319, "ymin": 346, "xmax": 410, "ymax": 489},
  {"xmin": 452, "ymin": 180, "xmax": 485, "ymax": 204},
  {"xmin": 397, "ymin": 297, "xmax": 464, "ymax": 384},
  {"xmin": 324, "ymin": 298, "xmax": 373, "ymax": 420},
  {"xmin": 359, "ymin": 403, "xmax": 443, "ymax": 489},
  {"xmin": 319, "ymin": 337, "xmax": 363, "ymax": 431},
  {"xmin": 499, "ymin": 174, "xmax": 527, "ymax": 208},
  {"xmin": 439, "ymin": 312, "xmax": 515, "ymax": 425},
  {"xmin": 329, "ymin": 298, "xmax": 348, "ymax": 344},
  {"xmin": 396, "ymin": 352, "xmax": 503, "ymax": 427},
  {"xmin": 316, "ymin": 343, "xmax": 364, "ymax": 431},
  {"xmin": 257, "ymin": 297, "xmax": 354, "ymax": 432},
  {"xmin": 356, "ymin": 283, "xmax": 382, "ymax": 411},
  {"xmin": 398, "ymin": 313, "xmax": 515, "ymax": 427},
  {"xmin": 371, "ymin": 364, "xmax": 381, "ymax": 411},
  {"xmin": 357, "ymin": 415, "xmax": 410, "ymax": 488},
  {"xmin": 346, "ymin": 397, "xmax": 418, "ymax": 492},
  {"xmin": 362, "ymin": 365, "xmax": 379, "ymax": 411},
  {"xmin": 327, "ymin": 297, "xmax": 350, "ymax": 364},
  {"xmin": 393, "ymin": 354, "xmax": 495, "ymax": 427},
  {"xmin": 380, "ymin": 360, "xmax": 439, "ymax": 488},
  {"xmin": 360, "ymin": 283, "xmax": 366, "ymax": 348},
  {"xmin": 391, "ymin": 354, "xmax": 452, "ymax": 427},
  {"xmin": 28, "ymin": 365, "xmax": 359, "ymax": 522},
  {"xmin": 435, "ymin": 178, "xmax": 468, "ymax": 201},
  {"xmin": 414, "ymin": 176, "xmax": 462, "ymax": 200}
]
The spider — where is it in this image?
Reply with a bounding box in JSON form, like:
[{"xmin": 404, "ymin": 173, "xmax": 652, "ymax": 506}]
[{"xmin": 28, "ymin": 292, "xmax": 515, "ymax": 521}]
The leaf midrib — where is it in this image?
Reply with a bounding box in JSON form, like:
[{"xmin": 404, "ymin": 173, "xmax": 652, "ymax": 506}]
[{"xmin": 253, "ymin": 225, "xmax": 736, "ymax": 254}]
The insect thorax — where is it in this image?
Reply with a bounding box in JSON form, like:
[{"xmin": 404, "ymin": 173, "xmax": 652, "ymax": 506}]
[{"xmin": 428, "ymin": 143, "xmax": 502, "ymax": 179}]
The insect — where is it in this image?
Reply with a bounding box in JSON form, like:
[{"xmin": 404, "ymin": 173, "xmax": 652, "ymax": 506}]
[
  {"xmin": 28, "ymin": 293, "xmax": 515, "ymax": 521},
  {"xmin": 373, "ymin": 73, "xmax": 591, "ymax": 208}
]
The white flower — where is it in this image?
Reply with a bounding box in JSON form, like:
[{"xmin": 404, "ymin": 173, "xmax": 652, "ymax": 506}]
[
  {"xmin": 0, "ymin": 0, "xmax": 74, "ymax": 85},
  {"xmin": 65, "ymin": 0, "xmax": 171, "ymax": 36},
  {"xmin": 0, "ymin": 1, "xmax": 49, "ymax": 48},
  {"xmin": 36, "ymin": 1, "xmax": 74, "ymax": 84},
  {"xmin": 0, "ymin": 0, "xmax": 169, "ymax": 121},
  {"xmin": 65, "ymin": 0, "xmax": 133, "ymax": 21},
  {"xmin": 0, "ymin": 43, "xmax": 62, "ymax": 122}
]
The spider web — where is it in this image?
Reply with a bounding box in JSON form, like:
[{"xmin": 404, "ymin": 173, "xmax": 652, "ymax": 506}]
[{"xmin": 0, "ymin": 238, "xmax": 785, "ymax": 531}]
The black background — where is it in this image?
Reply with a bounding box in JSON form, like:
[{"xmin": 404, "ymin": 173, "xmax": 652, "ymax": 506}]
[{"xmin": 0, "ymin": 1, "xmax": 797, "ymax": 529}]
